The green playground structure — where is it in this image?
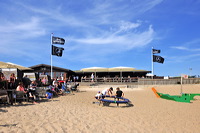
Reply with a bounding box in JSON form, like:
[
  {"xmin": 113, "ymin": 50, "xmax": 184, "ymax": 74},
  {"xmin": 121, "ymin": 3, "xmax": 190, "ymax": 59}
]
[{"xmin": 152, "ymin": 88, "xmax": 200, "ymax": 103}]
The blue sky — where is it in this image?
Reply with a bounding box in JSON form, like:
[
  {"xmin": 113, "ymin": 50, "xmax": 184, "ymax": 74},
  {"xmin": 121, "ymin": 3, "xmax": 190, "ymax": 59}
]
[{"xmin": 0, "ymin": 0, "xmax": 200, "ymax": 77}]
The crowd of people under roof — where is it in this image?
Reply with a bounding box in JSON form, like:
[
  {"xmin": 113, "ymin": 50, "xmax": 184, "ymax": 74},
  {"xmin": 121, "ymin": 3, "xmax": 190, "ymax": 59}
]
[{"xmin": 0, "ymin": 72, "xmax": 79, "ymax": 104}]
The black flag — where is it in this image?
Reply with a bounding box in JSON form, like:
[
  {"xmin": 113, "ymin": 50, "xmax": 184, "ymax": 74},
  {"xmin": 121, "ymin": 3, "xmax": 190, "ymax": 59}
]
[
  {"xmin": 52, "ymin": 36, "xmax": 65, "ymax": 45},
  {"xmin": 153, "ymin": 55, "xmax": 164, "ymax": 63},
  {"xmin": 52, "ymin": 45, "xmax": 64, "ymax": 57},
  {"xmin": 152, "ymin": 49, "xmax": 161, "ymax": 54}
]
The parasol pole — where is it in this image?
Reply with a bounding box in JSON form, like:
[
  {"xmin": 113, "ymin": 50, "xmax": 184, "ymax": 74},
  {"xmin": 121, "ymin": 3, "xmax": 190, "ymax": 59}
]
[
  {"xmin": 120, "ymin": 69, "xmax": 122, "ymax": 82},
  {"xmin": 95, "ymin": 69, "xmax": 96, "ymax": 82}
]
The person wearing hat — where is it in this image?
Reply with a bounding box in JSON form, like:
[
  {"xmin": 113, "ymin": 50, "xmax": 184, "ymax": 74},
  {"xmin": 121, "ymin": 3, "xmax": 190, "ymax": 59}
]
[{"xmin": 95, "ymin": 91, "xmax": 102, "ymax": 100}]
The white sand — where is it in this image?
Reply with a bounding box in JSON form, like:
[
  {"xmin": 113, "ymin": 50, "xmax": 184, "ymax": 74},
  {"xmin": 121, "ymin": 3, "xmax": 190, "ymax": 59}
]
[{"xmin": 0, "ymin": 84, "xmax": 200, "ymax": 133}]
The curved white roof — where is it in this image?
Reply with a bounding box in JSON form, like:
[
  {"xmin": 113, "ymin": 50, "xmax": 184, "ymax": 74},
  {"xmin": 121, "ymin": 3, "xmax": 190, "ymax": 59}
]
[
  {"xmin": 108, "ymin": 67, "xmax": 135, "ymax": 72},
  {"xmin": 81, "ymin": 67, "xmax": 106, "ymax": 70},
  {"xmin": 80, "ymin": 67, "xmax": 108, "ymax": 72},
  {"xmin": 110, "ymin": 66, "xmax": 135, "ymax": 69}
]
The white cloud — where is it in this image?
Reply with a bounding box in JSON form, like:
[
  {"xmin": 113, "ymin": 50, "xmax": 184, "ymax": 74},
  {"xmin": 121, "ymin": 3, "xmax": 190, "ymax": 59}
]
[
  {"xmin": 169, "ymin": 53, "xmax": 200, "ymax": 63},
  {"xmin": 119, "ymin": 21, "xmax": 141, "ymax": 31},
  {"xmin": 0, "ymin": 17, "xmax": 46, "ymax": 39},
  {"xmin": 88, "ymin": 0, "xmax": 163, "ymax": 24},
  {"xmin": 167, "ymin": 38, "xmax": 200, "ymax": 65},
  {"xmin": 67, "ymin": 23, "xmax": 154, "ymax": 63},
  {"xmin": 171, "ymin": 39, "xmax": 200, "ymax": 51},
  {"xmin": 0, "ymin": 0, "xmax": 159, "ymax": 64},
  {"xmin": 171, "ymin": 46, "xmax": 189, "ymax": 50}
]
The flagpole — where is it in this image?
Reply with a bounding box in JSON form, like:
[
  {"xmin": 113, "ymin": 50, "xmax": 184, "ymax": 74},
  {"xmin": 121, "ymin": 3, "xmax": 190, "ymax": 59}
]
[
  {"xmin": 181, "ymin": 75, "xmax": 183, "ymax": 94},
  {"xmin": 152, "ymin": 47, "xmax": 154, "ymax": 79},
  {"xmin": 51, "ymin": 33, "xmax": 53, "ymax": 79}
]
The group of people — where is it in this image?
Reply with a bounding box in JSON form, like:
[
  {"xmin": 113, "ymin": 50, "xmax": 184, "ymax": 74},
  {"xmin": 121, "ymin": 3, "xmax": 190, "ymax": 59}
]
[
  {"xmin": 46, "ymin": 79, "xmax": 79, "ymax": 99},
  {"xmin": 14, "ymin": 80, "xmax": 65, "ymax": 103},
  {"xmin": 0, "ymin": 72, "xmax": 17, "ymax": 89},
  {"xmin": 13, "ymin": 75, "xmax": 81, "ymax": 104},
  {"xmin": 95, "ymin": 87, "xmax": 124, "ymax": 103},
  {"xmin": 14, "ymin": 77, "xmax": 56, "ymax": 103},
  {"xmin": 15, "ymin": 81, "xmax": 38, "ymax": 104}
]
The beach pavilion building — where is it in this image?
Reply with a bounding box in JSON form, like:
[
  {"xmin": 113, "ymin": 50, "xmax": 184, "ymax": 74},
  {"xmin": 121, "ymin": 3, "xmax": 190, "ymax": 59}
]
[
  {"xmin": 0, "ymin": 61, "xmax": 152, "ymax": 84},
  {"xmin": 74, "ymin": 67, "xmax": 151, "ymax": 82},
  {"xmin": 29, "ymin": 64, "xmax": 75, "ymax": 81},
  {"xmin": 28, "ymin": 65, "xmax": 151, "ymax": 83}
]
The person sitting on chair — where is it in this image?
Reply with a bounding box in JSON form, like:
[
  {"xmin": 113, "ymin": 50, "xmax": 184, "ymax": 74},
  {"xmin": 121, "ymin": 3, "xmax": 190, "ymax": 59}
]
[
  {"xmin": 16, "ymin": 82, "xmax": 27, "ymax": 93},
  {"xmin": 29, "ymin": 80, "xmax": 38, "ymax": 104},
  {"xmin": 46, "ymin": 89, "xmax": 53, "ymax": 99},
  {"xmin": 15, "ymin": 82, "xmax": 28, "ymax": 103}
]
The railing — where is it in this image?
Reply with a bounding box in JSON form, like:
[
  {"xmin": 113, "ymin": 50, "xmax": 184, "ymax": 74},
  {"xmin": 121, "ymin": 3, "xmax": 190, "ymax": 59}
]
[
  {"xmin": 138, "ymin": 78, "xmax": 200, "ymax": 85},
  {"xmin": 81, "ymin": 77, "xmax": 138, "ymax": 83},
  {"xmin": 81, "ymin": 77, "xmax": 200, "ymax": 85}
]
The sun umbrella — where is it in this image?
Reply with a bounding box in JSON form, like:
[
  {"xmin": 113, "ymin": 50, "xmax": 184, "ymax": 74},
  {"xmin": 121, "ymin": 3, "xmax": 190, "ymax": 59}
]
[
  {"xmin": 80, "ymin": 67, "xmax": 109, "ymax": 81},
  {"xmin": 108, "ymin": 67, "xmax": 135, "ymax": 82},
  {"xmin": 0, "ymin": 61, "xmax": 32, "ymax": 70}
]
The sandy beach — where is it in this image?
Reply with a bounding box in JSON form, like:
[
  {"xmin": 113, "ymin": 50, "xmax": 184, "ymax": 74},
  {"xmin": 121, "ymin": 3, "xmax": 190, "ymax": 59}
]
[{"xmin": 0, "ymin": 84, "xmax": 200, "ymax": 133}]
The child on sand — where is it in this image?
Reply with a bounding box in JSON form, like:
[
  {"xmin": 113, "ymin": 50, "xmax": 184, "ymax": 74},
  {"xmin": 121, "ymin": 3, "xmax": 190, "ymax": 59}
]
[
  {"xmin": 93, "ymin": 91, "xmax": 102, "ymax": 104},
  {"xmin": 95, "ymin": 91, "xmax": 102, "ymax": 100}
]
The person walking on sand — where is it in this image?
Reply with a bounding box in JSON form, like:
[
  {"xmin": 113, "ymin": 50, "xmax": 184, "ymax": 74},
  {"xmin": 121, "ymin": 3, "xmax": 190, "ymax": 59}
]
[{"xmin": 91, "ymin": 73, "xmax": 94, "ymax": 82}]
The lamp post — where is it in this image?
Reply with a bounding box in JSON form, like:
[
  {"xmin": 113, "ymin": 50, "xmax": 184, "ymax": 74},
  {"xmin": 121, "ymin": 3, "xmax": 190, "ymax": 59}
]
[{"xmin": 189, "ymin": 68, "xmax": 192, "ymax": 78}]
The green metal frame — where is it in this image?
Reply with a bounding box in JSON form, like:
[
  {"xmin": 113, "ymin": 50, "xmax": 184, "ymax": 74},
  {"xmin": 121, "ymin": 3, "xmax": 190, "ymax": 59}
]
[
  {"xmin": 157, "ymin": 92, "xmax": 190, "ymax": 103},
  {"xmin": 152, "ymin": 88, "xmax": 200, "ymax": 103}
]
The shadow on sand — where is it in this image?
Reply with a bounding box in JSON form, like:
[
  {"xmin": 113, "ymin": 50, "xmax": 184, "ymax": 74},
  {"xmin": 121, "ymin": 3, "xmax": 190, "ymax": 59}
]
[
  {"xmin": 0, "ymin": 108, "xmax": 8, "ymax": 112},
  {"xmin": 0, "ymin": 124, "xmax": 17, "ymax": 127},
  {"xmin": 101, "ymin": 102, "xmax": 134, "ymax": 108}
]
